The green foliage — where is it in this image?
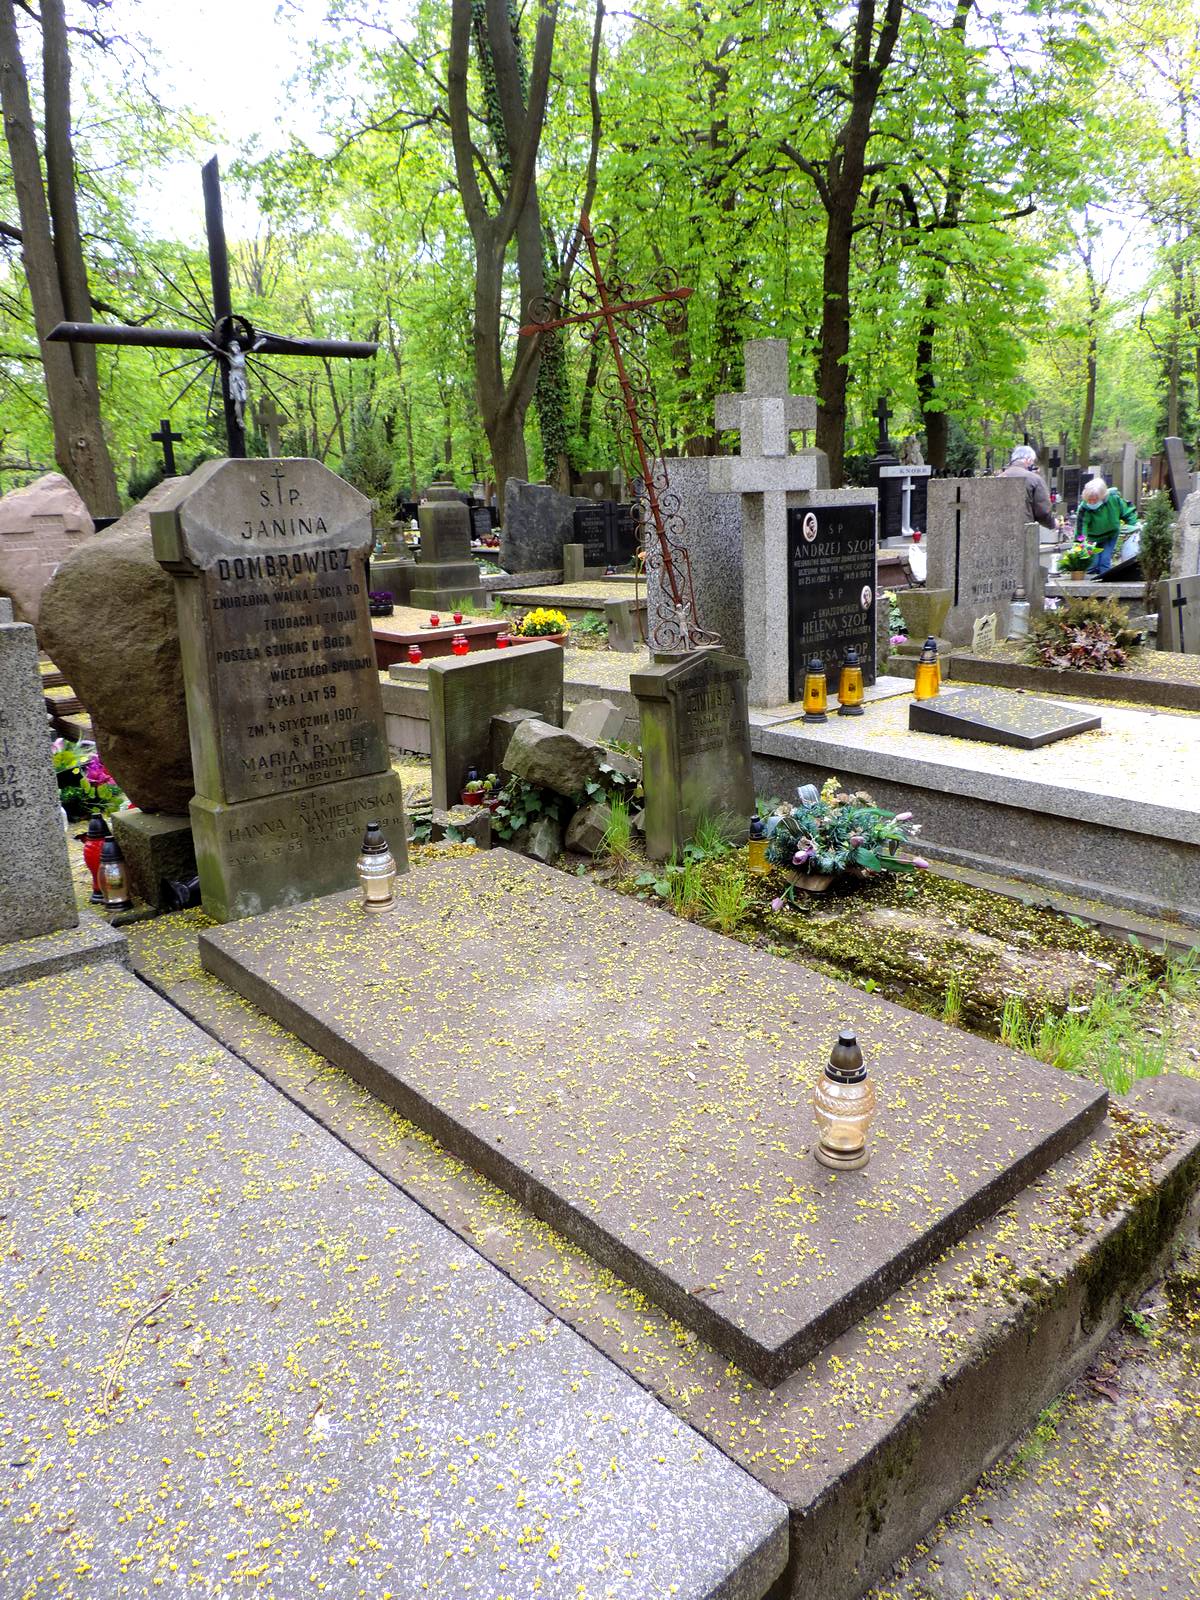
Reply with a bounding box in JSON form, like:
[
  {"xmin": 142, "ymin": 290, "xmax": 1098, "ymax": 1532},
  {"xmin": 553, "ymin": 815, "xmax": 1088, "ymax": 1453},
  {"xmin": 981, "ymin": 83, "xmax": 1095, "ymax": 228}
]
[
  {"xmin": 1056, "ymin": 541, "xmax": 1096, "ymax": 573},
  {"xmin": 1028, "ymin": 596, "xmax": 1140, "ymax": 671},
  {"xmin": 341, "ymin": 402, "xmax": 396, "ymax": 514},
  {"xmin": 698, "ymin": 863, "xmax": 751, "ymax": 935},
  {"xmin": 575, "ymin": 611, "xmax": 610, "ymax": 641},
  {"xmin": 635, "ymin": 853, "xmax": 703, "ymax": 915},
  {"xmin": 599, "ymin": 794, "xmax": 635, "ymax": 861},
  {"xmin": 491, "ymin": 775, "xmax": 571, "ymax": 842},
  {"xmin": 1139, "ymin": 490, "xmax": 1175, "ymax": 603}
]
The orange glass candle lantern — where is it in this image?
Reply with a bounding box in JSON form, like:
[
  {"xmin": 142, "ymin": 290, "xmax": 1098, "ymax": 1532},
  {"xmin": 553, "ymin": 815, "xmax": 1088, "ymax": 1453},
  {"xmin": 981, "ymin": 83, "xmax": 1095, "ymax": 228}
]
[
  {"xmin": 913, "ymin": 637, "xmax": 940, "ymax": 700},
  {"xmin": 837, "ymin": 648, "xmax": 865, "ymax": 716},
  {"xmin": 747, "ymin": 816, "xmax": 768, "ymax": 875},
  {"xmin": 802, "ymin": 657, "xmax": 828, "ymax": 724}
]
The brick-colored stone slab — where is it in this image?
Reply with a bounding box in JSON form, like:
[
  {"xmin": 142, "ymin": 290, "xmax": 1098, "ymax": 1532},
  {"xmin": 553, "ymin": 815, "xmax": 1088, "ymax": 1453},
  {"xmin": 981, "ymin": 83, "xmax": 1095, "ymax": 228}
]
[
  {"xmin": 0, "ymin": 966, "xmax": 787, "ymax": 1600},
  {"xmin": 200, "ymin": 854, "xmax": 1107, "ymax": 1385}
]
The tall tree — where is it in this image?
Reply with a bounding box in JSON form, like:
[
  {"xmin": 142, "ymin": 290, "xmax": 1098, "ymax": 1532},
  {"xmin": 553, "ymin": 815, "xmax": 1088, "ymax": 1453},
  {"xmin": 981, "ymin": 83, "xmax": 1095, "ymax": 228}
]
[
  {"xmin": 0, "ymin": 0, "xmax": 119, "ymax": 515},
  {"xmin": 778, "ymin": 0, "xmax": 904, "ymax": 484}
]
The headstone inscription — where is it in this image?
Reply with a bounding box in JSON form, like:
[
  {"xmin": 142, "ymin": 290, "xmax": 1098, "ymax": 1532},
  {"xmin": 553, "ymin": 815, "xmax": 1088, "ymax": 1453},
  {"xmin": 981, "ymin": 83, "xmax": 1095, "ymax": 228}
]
[
  {"xmin": 787, "ymin": 503, "xmax": 877, "ymax": 696},
  {"xmin": 925, "ymin": 477, "xmax": 1026, "ymax": 645},
  {"xmin": 151, "ymin": 457, "xmax": 407, "ymax": 922},
  {"xmin": 909, "ymin": 686, "xmax": 1102, "ymax": 749},
  {"xmin": 0, "ymin": 614, "xmax": 78, "ymax": 944},
  {"xmin": 1164, "ymin": 436, "xmax": 1192, "ymax": 513},
  {"xmin": 631, "ymin": 649, "xmax": 754, "ymax": 860},
  {"xmin": 1157, "ymin": 574, "xmax": 1200, "ymax": 654}
]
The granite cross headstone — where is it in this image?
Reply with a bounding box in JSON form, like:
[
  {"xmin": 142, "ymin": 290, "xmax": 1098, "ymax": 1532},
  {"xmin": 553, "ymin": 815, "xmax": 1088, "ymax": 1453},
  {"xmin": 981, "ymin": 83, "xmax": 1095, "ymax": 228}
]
[
  {"xmin": 0, "ymin": 614, "xmax": 78, "ymax": 944},
  {"xmin": 151, "ymin": 457, "xmax": 407, "ymax": 921},
  {"xmin": 151, "ymin": 418, "xmax": 183, "ymax": 476}
]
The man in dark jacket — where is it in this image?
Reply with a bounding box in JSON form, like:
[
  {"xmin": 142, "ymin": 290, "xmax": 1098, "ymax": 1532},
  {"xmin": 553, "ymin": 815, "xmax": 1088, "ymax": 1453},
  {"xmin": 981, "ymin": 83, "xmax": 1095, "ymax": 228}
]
[{"xmin": 999, "ymin": 445, "xmax": 1058, "ymax": 531}]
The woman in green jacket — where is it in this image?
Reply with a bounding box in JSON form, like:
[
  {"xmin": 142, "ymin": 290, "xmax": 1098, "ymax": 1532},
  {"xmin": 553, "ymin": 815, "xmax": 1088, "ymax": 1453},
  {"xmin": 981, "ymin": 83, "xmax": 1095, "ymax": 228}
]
[{"xmin": 1078, "ymin": 476, "xmax": 1139, "ymax": 577}]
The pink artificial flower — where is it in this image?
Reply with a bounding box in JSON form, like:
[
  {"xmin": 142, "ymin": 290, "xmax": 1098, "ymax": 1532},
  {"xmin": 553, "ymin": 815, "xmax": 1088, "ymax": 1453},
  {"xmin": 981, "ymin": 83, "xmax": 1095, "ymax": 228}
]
[
  {"xmin": 912, "ymin": 857, "xmax": 930, "ymax": 869},
  {"xmin": 792, "ymin": 847, "xmax": 813, "ymax": 866},
  {"xmin": 84, "ymin": 753, "xmax": 113, "ymax": 787},
  {"xmin": 770, "ymin": 896, "xmax": 785, "ymax": 912},
  {"xmin": 893, "ymin": 811, "xmax": 913, "ymax": 822},
  {"xmin": 890, "ymin": 633, "xmax": 908, "ymax": 645}
]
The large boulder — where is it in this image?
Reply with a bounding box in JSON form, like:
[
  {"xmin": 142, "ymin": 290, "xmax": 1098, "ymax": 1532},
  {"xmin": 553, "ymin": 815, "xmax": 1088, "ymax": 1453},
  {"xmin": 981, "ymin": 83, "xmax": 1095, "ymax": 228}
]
[
  {"xmin": 501, "ymin": 478, "xmax": 591, "ymax": 572},
  {"xmin": 0, "ymin": 472, "xmax": 94, "ymax": 625},
  {"xmin": 504, "ymin": 717, "xmax": 639, "ymax": 798},
  {"xmin": 39, "ymin": 480, "xmax": 193, "ymax": 812}
]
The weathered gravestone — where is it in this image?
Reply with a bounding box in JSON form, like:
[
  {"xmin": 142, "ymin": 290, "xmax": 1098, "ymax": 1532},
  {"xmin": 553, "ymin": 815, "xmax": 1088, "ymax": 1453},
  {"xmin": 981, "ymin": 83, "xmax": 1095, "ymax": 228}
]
[
  {"xmin": 1158, "ymin": 574, "xmax": 1200, "ymax": 654},
  {"xmin": 0, "ymin": 614, "xmax": 77, "ymax": 943},
  {"xmin": 1164, "ymin": 436, "xmax": 1193, "ymax": 512},
  {"xmin": 631, "ymin": 649, "xmax": 754, "ymax": 859},
  {"xmin": 502, "ymin": 479, "xmax": 591, "ymax": 571},
  {"xmin": 151, "ymin": 458, "xmax": 407, "ymax": 922},
  {"xmin": 926, "ymin": 478, "xmax": 1026, "ymax": 645},
  {"xmin": 1119, "ymin": 441, "xmax": 1138, "ymax": 504},
  {"xmin": 411, "ymin": 482, "xmax": 486, "ymax": 610},
  {"xmin": 426, "ymin": 640, "xmax": 564, "ymax": 810},
  {"xmin": 1173, "ymin": 490, "xmax": 1200, "ymax": 578},
  {"xmin": 909, "ymin": 686, "xmax": 1102, "ymax": 749},
  {"xmin": 0, "ymin": 472, "xmax": 94, "ymax": 625}
]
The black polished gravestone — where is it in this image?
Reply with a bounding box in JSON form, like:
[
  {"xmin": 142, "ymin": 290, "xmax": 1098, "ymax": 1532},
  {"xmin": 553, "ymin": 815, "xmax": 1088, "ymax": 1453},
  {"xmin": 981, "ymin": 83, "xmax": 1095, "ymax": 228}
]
[
  {"xmin": 1164, "ymin": 436, "xmax": 1193, "ymax": 512},
  {"xmin": 572, "ymin": 501, "xmax": 638, "ymax": 568},
  {"xmin": 470, "ymin": 504, "xmax": 496, "ymax": 540},
  {"xmin": 910, "ymin": 686, "xmax": 1102, "ymax": 749},
  {"xmin": 787, "ymin": 502, "xmax": 877, "ymax": 698}
]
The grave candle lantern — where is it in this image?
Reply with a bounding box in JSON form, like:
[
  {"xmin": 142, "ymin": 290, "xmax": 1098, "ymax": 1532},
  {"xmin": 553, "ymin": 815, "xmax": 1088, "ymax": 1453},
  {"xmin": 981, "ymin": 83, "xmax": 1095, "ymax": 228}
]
[
  {"xmin": 407, "ymin": 643, "xmax": 422, "ymax": 664},
  {"xmin": 496, "ymin": 634, "xmax": 511, "ymax": 649},
  {"xmin": 914, "ymin": 637, "xmax": 941, "ymax": 700},
  {"xmin": 356, "ymin": 820, "xmax": 397, "ymax": 913},
  {"xmin": 837, "ymin": 648, "xmax": 865, "ymax": 716},
  {"xmin": 98, "ymin": 836, "xmax": 131, "ymax": 910},
  {"xmin": 802, "ymin": 658, "xmax": 828, "ymax": 723},
  {"xmin": 429, "ymin": 613, "xmax": 441, "ymax": 628},
  {"xmin": 747, "ymin": 816, "xmax": 768, "ymax": 875},
  {"xmin": 451, "ymin": 632, "xmax": 470, "ymax": 656},
  {"xmin": 83, "ymin": 810, "xmax": 109, "ymax": 903},
  {"xmin": 453, "ymin": 611, "xmax": 464, "ymax": 624},
  {"xmin": 813, "ymin": 1028, "xmax": 877, "ymax": 1171}
]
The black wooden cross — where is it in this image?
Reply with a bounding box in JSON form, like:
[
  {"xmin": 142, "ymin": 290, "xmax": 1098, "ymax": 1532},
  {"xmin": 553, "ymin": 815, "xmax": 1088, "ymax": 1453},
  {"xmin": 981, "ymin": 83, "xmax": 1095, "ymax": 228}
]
[
  {"xmin": 44, "ymin": 158, "xmax": 377, "ymax": 459},
  {"xmin": 1171, "ymin": 584, "xmax": 1189, "ymax": 653},
  {"xmin": 874, "ymin": 395, "xmax": 893, "ymax": 450},
  {"xmin": 150, "ymin": 417, "xmax": 182, "ymax": 475}
]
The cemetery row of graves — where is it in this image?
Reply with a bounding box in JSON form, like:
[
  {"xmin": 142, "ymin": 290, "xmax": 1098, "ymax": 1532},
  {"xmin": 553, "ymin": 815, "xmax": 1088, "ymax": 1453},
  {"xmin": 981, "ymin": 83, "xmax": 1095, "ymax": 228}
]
[{"xmin": 4, "ymin": 330, "xmax": 1200, "ymax": 1597}]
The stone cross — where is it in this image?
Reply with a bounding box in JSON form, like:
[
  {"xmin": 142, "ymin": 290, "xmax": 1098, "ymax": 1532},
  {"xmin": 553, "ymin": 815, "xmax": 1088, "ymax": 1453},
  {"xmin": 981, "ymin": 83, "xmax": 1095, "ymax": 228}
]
[
  {"xmin": 254, "ymin": 400, "xmax": 288, "ymax": 457},
  {"xmin": 874, "ymin": 396, "xmax": 894, "ymax": 451},
  {"xmin": 715, "ymin": 340, "xmax": 816, "ymax": 462},
  {"xmin": 151, "ymin": 418, "xmax": 182, "ymax": 476},
  {"xmin": 709, "ymin": 338, "xmax": 829, "ymax": 706}
]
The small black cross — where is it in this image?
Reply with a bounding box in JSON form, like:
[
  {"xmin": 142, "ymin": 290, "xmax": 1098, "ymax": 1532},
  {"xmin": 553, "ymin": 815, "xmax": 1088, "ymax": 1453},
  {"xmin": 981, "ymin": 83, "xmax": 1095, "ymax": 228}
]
[
  {"xmin": 150, "ymin": 417, "xmax": 182, "ymax": 475},
  {"xmin": 1049, "ymin": 448, "xmax": 1061, "ymax": 474},
  {"xmin": 1171, "ymin": 585, "xmax": 1189, "ymax": 653},
  {"xmin": 874, "ymin": 395, "xmax": 893, "ymax": 448},
  {"xmin": 45, "ymin": 158, "xmax": 377, "ymax": 458}
]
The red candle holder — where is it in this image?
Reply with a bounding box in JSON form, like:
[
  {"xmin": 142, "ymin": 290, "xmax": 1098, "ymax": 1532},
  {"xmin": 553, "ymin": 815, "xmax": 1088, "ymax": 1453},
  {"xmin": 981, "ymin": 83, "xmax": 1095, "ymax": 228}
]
[
  {"xmin": 429, "ymin": 613, "xmax": 440, "ymax": 628},
  {"xmin": 82, "ymin": 811, "xmax": 108, "ymax": 903},
  {"xmin": 453, "ymin": 611, "xmax": 464, "ymax": 624},
  {"xmin": 451, "ymin": 633, "xmax": 470, "ymax": 657},
  {"xmin": 496, "ymin": 634, "xmax": 511, "ymax": 649},
  {"xmin": 407, "ymin": 643, "xmax": 422, "ymax": 664}
]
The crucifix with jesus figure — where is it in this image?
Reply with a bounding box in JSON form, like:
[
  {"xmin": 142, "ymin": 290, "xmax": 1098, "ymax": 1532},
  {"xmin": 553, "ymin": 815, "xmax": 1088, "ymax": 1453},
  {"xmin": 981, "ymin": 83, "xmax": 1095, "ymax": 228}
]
[{"xmin": 45, "ymin": 159, "xmax": 377, "ymax": 459}]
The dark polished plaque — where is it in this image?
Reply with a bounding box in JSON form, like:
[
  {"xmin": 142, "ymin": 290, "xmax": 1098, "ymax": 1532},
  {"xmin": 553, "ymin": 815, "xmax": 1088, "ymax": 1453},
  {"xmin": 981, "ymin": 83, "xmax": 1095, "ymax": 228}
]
[
  {"xmin": 787, "ymin": 503, "xmax": 878, "ymax": 699},
  {"xmin": 572, "ymin": 501, "xmax": 638, "ymax": 567}
]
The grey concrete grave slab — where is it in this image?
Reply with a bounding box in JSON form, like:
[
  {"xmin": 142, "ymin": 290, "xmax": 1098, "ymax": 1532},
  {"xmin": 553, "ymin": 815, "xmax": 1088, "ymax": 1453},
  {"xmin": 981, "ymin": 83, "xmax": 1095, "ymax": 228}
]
[
  {"xmin": 0, "ymin": 964, "xmax": 787, "ymax": 1600},
  {"xmin": 0, "ymin": 912, "xmax": 126, "ymax": 988},
  {"xmin": 200, "ymin": 853, "xmax": 1107, "ymax": 1388},
  {"xmin": 908, "ymin": 685, "xmax": 1103, "ymax": 749}
]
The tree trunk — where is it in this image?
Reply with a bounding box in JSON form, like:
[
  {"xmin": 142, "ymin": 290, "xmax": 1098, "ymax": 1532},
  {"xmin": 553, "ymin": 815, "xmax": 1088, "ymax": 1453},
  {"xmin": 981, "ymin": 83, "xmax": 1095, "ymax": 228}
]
[
  {"xmin": 815, "ymin": 199, "xmax": 856, "ymax": 483},
  {"xmin": 1079, "ymin": 335, "xmax": 1097, "ymax": 467},
  {"xmin": 0, "ymin": 0, "xmax": 119, "ymax": 517}
]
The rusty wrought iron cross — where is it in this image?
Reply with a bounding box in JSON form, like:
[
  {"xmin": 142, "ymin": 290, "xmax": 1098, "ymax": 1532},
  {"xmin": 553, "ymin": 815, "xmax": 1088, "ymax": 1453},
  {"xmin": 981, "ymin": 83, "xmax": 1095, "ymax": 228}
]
[
  {"xmin": 519, "ymin": 213, "xmax": 715, "ymax": 652},
  {"xmin": 45, "ymin": 158, "xmax": 377, "ymax": 459}
]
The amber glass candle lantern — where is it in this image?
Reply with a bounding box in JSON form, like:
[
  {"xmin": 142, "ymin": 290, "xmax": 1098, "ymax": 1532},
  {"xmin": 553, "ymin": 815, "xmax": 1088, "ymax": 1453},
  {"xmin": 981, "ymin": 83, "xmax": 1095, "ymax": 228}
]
[
  {"xmin": 913, "ymin": 637, "xmax": 940, "ymax": 700},
  {"xmin": 802, "ymin": 658, "xmax": 828, "ymax": 724},
  {"xmin": 356, "ymin": 821, "xmax": 397, "ymax": 914},
  {"xmin": 837, "ymin": 648, "xmax": 865, "ymax": 716},
  {"xmin": 812, "ymin": 1028, "xmax": 877, "ymax": 1171},
  {"xmin": 747, "ymin": 816, "xmax": 768, "ymax": 875}
]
